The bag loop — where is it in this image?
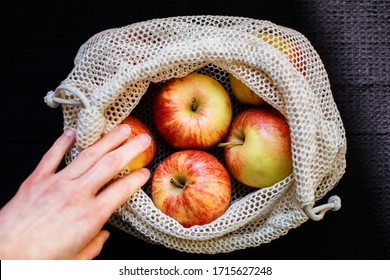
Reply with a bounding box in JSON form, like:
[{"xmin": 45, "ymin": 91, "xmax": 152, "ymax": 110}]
[
  {"xmin": 303, "ymin": 195, "xmax": 341, "ymax": 221},
  {"xmin": 44, "ymin": 85, "xmax": 91, "ymax": 109}
]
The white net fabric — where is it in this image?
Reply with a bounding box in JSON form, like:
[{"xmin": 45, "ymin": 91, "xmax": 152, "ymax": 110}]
[{"xmin": 45, "ymin": 16, "xmax": 347, "ymax": 254}]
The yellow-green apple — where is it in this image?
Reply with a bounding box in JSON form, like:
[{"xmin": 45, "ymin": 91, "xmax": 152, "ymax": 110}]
[
  {"xmin": 218, "ymin": 107, "xmax": 292, "ymax": 188},
  {"xmin": 120, "ymin": 115, "xmax": 156, "ymax": 171},
  {"xmin": 151, "ymin": 150, "xmax": 232, "ymax": 227},
  {"xmin": 259, "ymin": 32, "xmax": 307, "ymax": 76},
  {"xmin": 229, "ymin": 73, "xmax": 266, "ymax": 105},
  {"xmin": 152, "ymin": 73, "xmax": 232, "ymax": 149},
  {"xmin": 229, "ymin": 32, "xmax": 307, "ymax": 105}
]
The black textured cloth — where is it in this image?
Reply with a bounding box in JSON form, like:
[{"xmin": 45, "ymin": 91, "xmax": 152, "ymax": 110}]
[{"xmin": 1, "ymin": 0, "xmax": 388, "ymax": 259}]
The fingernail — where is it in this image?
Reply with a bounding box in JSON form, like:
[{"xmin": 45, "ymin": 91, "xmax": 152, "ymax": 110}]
[
  {"xmin": 119, "ymin": 124, "xmax": 131, "ymax": 135},
  {"xmin": 64, "ymin": 127, "xmax": 76, "ymax": 137},
  {"xmin": 137, "ymin": 133, "xmax": 151, "ymax": 145}
]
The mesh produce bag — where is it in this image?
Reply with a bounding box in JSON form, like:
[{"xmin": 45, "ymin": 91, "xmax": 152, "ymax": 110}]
[{"xmin": 45, "ymin": 16, "xmax": 347, "ymax": 254}]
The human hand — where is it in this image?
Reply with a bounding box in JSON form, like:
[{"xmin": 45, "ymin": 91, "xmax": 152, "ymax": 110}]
[{"xmin": 0, "ymin": 124, "xmax": 151, "ymax": 259}]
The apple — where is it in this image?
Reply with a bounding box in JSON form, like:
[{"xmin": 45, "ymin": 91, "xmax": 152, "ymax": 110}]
[
  {"xmin": 151, "ymin": 150, "xmax": 232, "ymax": 227},
  {"xmin": 218, "ymin": 107, "xmax": 292, "ymax": 188},
  {"xmin": 229, "ymin": 73, "xmax": 266, "ymax": 105},
  {"xmin": 120, "ymin": 115, "xmax": 156, "ymax": 171},
  {"xmin": 259, "ymin": 32, "xmax": 307, "ymax": 76},
  {"xmin": 229, "ymin": 32, "xmax": 307, "ymax": 105},
  {"xmin": 152, "ymin": 73, "xmax": 232, "ymax": 149}
]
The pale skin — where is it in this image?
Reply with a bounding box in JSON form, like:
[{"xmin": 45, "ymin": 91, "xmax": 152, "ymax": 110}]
[{"xmin": 0, "ymin": 124, "xmax": 151, "ymax": 259}]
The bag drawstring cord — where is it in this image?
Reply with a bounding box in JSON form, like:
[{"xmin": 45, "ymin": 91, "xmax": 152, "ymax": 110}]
[
  {"xmin": 44, "ymin": 85, "xmax": 91, "ymax": 109},
  {"xmin": 303, "ymin": 195, "xmax": 341, "ymax": 221}
]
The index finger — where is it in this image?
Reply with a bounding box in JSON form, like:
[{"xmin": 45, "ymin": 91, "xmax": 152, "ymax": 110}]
[
  {"xmin": 76, "ymin": 133, "xmax": 151, "ymax": 194},
  {"xmin": 32, "ymin": 128, "xmax": 76, "ymax": 178},
  {"xmin": 61, "ymin": 124, "xmax": 131, "ymax": 180}
]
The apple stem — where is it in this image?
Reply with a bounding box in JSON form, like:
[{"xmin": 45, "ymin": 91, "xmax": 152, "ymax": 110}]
[
  {"xmin": 217, "ymin": 140, "xmax": 244, "ymax": 147},
  {"xmin": 191, "ymin": 97, "xmax": 197, "ymax": 111},
  {"xmin": 170, "ymin": 178, "xmax": 185, "ymax": 188}
]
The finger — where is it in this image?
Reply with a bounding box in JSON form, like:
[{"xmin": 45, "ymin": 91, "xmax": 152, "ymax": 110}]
[
  {"xmin": 32, "ymin": 128, "xmax": 76, "ymax": 177},
  {"xmin": 96, "ymin": 168, "xmax": 151, "ymax": 220},
  {"xmin": 77, "ymin": 133, "xmax": 151, "ymax": 194},
  {"xmin": 63, "ymin": 124, "xmax": 131, "ymax": 179},
  {"xmin": 75, "ymin": 230, "xmax": 110, "ymax": 260}
]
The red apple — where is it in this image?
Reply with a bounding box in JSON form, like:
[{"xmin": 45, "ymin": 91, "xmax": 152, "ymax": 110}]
[
  {"xmin": 151, "ymin": 150, "xmax": 232, "ymax": 227},
  {"xmin": 219, "ymin": 107, "xmax": 292, "ymax": 188},
  {"xmin": 152, "ymin": 73, "xmax": 232, "ymax": 149},
  {"xmin": 120, "ymin": 115, "xmax": 156, "ymax": 171}
]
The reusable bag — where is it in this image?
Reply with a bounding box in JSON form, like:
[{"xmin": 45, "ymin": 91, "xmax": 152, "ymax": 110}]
[{"xmin": 45, "ymin": 16, "xmax": 346, "ymax": 254}]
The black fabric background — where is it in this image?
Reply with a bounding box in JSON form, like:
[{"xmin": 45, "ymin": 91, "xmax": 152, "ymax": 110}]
[{"xmin": 1, "ymin": 0, "xmax": 389, "ymax": 259}]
